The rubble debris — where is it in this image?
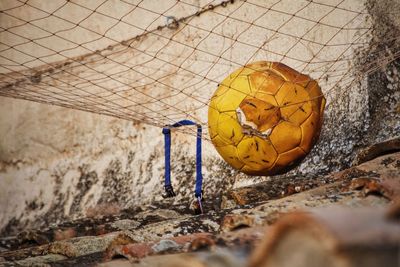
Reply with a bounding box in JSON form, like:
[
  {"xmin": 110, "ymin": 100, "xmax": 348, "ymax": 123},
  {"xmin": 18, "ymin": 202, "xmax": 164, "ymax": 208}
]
[
  {"xmin": 245, "ymin": 155, "xmax": 399, "ymax": 221},
  {"xmin": 49, "ymin": 232, "xmax": 119, "ymax": 258},
  {"xmin": 0, "ymin": 218, "xmax": 126, "ymax": 250},
  {"xmin": 46, "ymin": 251, "xmax": 105, "ymax": 266},
  {"xmin": 220, "ymin": 214, "xmax": 257, "ymax": 232},
  {"xmin": 104, "ymin": 233, "xmax": 137, "ymax": 260},
  {"xmin": 345, "ymin": 153, "xmax": 400, "ymax": 200},
  {"xmin": 15, "ymin": 230, "xmax": 50, "ymax": 246},
  {"xmin": 188, "ymin": 235, "xmax": 216, "ymax": 251},
  {"xmin": 13, "ymin": 253, "xmax": 67, "ymax": 266},
  {"xmin": 0, "ymin": 151, "xmax": 398, "ymax": 266},
  {"xmin": 0, "ymin": 207, "xmax": 191, "ymax": 250},
  {"xmin": 216, "ymin": 226, "xmax": 265, "ymax": 248},
  {"xmin": 105, "ymin": 233, "xmax": 213, "ymax": 261},
  {"xmin": 222, "ymin": 174, "xmax": 335, "ymax": 208},
  {"xmin": 249, "ymin": 207, "xmax": 400, "ymax": 267},
  {"xmin": 0, "ymin": 244, "xmax": 49, "ymax": 261},
  {"xmin": 352, "ymin": 137, "xmax": 400, "ymax": 165},
  {"xmin": 350, "ymin": 177, "xmax": 395, "ymax": 199}
]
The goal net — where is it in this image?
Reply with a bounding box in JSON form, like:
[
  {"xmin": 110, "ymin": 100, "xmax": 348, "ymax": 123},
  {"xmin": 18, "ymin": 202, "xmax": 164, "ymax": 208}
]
[{"xmin": 0, "ymin": 0, "xmax": 398, "ymax": 138}]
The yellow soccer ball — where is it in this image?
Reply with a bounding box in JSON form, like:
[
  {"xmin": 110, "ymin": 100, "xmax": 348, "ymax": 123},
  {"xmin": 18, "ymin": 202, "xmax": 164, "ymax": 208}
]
[{"xmin": 208, "ymin": 61, "xmax": 326, "ymax": 176}]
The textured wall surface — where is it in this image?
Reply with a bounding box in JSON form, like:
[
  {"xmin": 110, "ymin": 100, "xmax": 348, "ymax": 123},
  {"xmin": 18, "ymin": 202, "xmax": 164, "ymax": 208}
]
[{"xmin": 0, "ymin": 0, "xmax": 399, "ymax": 235}]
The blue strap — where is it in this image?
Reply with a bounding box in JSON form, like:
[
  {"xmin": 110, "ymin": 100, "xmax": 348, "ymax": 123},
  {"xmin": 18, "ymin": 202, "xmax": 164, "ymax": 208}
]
[
  {"xmin": 195, "ymin": 125, "xmax": 203, "ymax": 198},
  {"xmin": 162, "ymin": 120, "xmax": 203, "ymax": 199},
  {"xmin": 162, "ymin": 127, "xmax": 173, "ymax": 195}
]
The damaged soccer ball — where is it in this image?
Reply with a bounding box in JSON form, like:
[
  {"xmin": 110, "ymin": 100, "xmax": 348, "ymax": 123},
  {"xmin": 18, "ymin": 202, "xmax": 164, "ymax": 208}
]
[{"xmin": 208, "ymin": 61, "xmax": 325, "ymax": 175}]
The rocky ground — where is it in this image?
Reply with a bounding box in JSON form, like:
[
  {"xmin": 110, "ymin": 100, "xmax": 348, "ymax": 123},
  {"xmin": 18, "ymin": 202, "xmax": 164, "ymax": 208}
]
[
  {"xmin": 0, "ymin": 138, "xmax": 399, "ymax": 266},
  {"xmin": 1, "ymin": 0, "xmax": 400, "ymax": 237}
]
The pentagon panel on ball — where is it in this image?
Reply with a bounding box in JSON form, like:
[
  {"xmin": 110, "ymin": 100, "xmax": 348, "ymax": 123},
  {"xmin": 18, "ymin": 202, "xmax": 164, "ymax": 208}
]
[{"xmin": 208, "ymin": 61, "xmax": 326, "ymax": 176}]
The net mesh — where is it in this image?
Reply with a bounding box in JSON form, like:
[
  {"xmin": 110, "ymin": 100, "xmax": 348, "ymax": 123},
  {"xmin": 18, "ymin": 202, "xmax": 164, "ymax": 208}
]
[{"xmin": 0, "ymin": 0, "xmax": 399, "ymax": 138}]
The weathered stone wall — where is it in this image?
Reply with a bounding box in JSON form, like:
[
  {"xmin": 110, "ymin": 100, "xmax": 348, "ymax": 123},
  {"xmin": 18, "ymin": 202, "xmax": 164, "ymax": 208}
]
[
  {"xmin": 306, "ymin": 0, "xmax": 400, "ymax": 174},
  {"xmin": 0, "ymin": 0, "xmax": 399, "ymax": 236}
]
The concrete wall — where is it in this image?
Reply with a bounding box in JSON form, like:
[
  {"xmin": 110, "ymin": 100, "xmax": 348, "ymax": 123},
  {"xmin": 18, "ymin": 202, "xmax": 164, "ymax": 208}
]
[{"xmin": 0, "ymin": 0, "xmax": 399, "ymax": 235}]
